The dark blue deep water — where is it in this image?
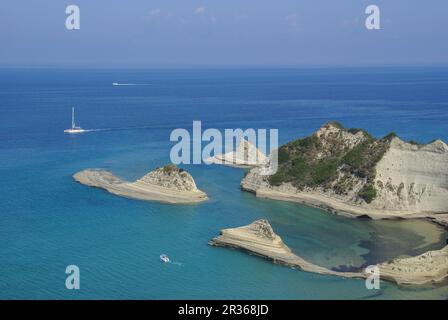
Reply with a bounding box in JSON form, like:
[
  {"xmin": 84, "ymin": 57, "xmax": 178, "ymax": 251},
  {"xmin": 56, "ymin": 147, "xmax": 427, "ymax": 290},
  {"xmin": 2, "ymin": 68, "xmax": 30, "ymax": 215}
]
[{"xmin": 1, "ymin": 67, "xmax": 447, "ymax": 299}]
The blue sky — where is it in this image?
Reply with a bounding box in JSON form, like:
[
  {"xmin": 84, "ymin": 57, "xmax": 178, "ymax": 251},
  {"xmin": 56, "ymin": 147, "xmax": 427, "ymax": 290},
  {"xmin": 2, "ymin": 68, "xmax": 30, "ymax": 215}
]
[{"xmin": 0, "ymin": 0, "xmax": 447, "ymax": 66}]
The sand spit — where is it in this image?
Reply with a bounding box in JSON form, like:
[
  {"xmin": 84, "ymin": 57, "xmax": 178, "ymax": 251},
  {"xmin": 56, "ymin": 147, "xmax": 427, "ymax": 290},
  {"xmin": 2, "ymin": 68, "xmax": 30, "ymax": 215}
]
[
  {"xmin": 210, "ymin": 219, "xmax": 448, "ymax": 286},
  {"xmin": 73, "ymin": 164, "xmax": 208, "ymax": 204}
]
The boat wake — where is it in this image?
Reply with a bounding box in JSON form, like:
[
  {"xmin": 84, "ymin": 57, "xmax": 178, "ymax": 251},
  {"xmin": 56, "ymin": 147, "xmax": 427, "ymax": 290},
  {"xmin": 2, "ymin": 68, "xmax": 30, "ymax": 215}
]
[
  {"xmin": 66, "ymin": 124, "xmax": 175, "ymax": 134},
  {"xmin": 82, "ymin": 128, "xmax": 110, "ymax": 132},
  {"xmin": 160, "ymin": 254, "xmax": 183, "ymax": 266},
  {"xmin": 80, "ymin": 125, "xmax": 161, "ymax": 132},
  {"xmin": 112, "ymin": 82, "xmax": 151, "ymax": 86}
]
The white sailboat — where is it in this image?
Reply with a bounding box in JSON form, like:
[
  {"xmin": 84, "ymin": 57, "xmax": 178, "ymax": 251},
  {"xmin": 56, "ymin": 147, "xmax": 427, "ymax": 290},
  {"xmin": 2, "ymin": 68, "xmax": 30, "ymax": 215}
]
[{"xmin": 64, "ymin": 107, "xmax": 86, "ymax": 134}]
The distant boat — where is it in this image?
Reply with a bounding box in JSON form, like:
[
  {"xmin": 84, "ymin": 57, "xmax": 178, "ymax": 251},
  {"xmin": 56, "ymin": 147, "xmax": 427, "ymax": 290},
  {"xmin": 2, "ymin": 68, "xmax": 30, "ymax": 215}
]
[
  {"xmin": 64, "ymin": 107, "xmax": 86, "ymax": 134},
  {"xmin": 160, "ymin": 254, "xmax": 170, "ymax": 263},
  {"xmin": 112, "ymin": 82, "xmax": 119, "ymax": 86}
]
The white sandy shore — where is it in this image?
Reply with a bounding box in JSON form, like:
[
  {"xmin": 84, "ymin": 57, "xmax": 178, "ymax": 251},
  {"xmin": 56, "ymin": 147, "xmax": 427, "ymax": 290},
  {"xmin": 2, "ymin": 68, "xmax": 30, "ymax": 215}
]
[
  {"xmin": 74, "ymin": 169, "xmax": 208, "ymax": 204},
  {"xmin": 210, "ymin": 220, "xmax": 448, "ymax": 286}
]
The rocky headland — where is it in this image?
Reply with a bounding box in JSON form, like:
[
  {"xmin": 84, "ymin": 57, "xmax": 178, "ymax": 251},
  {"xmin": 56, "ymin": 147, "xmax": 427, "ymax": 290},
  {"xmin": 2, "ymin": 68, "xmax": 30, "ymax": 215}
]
[
  {"xmin": 241, "ymin": 122, "xmax": 448, "ymax": 220},
  {"xmin": 210, "ymin": 219, "xmax": 448, "ymax": 286},
  {"xmin": 74, "ymin": 164, "xmax": 208, "ymax": 204},
  {"xmin": 209, "ymin": 219, "xmax": 363, "ymax": 279}
]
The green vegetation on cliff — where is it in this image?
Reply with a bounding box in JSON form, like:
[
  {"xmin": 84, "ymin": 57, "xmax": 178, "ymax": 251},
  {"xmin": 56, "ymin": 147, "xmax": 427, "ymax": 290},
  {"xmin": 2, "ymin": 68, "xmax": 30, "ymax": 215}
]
[{"xmin": 268, "ymin": 123, "xmax": 394, "ymax": 203}]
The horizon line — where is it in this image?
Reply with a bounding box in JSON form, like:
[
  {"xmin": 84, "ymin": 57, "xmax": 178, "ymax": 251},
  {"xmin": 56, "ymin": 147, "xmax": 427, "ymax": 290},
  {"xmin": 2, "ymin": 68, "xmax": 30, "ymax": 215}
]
[{"xmin": 1, "ymin": 62, "xmax": 448, "ymax": 70}]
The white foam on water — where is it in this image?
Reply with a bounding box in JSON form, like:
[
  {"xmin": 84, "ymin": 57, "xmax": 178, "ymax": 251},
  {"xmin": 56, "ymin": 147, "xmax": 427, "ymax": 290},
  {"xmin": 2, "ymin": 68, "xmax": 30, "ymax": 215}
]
[{"xmin": 112, "ymin": 83, "xmax": 151, "ymax": 86}]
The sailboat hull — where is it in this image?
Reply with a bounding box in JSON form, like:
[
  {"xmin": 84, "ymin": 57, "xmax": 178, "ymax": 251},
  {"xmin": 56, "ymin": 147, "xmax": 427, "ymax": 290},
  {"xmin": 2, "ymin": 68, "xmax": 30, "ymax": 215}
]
[{"xmin": 64, "ymin": 128, "xmax": 86, "ymax": 134}]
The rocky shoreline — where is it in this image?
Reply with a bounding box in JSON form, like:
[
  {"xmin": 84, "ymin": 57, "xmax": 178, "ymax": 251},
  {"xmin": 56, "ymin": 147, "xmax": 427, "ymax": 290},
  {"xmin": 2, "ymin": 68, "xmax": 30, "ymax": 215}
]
[
  {"xmin": 210, "ymin": 219, "xmax": 448, "ymax": 286},
  {"xmin": 427, "ymin": 214, "xmax": 448, "ymax": 229},
  {"xmin": 74, "ymin": 164, "xmax": 208, "ymax": 204},
  {"xmin": 241, "ymin": 183, "xmax": 448, "ymax": 222}
]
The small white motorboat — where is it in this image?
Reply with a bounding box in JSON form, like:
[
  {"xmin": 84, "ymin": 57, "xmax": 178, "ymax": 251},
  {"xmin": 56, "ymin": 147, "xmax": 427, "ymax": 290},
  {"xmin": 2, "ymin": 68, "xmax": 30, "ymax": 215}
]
[
  {"xmin": 64, "ymin": 107, "xmax": 86, "ymax": 134},
  {"xmin": 160, "ymin": 254, "xmax": 170, "ymax": 263}
]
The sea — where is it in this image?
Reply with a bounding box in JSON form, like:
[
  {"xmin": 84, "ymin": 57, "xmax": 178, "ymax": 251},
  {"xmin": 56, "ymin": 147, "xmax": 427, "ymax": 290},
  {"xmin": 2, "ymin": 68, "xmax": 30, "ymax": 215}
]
[{"xmin": 0, "ymin": 66, "xmax": 447, "ymax": 299}]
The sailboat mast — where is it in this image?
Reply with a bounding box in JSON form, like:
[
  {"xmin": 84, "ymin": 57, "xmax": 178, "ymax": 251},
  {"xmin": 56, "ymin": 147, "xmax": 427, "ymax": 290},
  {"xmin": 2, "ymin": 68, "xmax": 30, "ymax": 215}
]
[{"xmin": 72, "ymin": 107, "xmax": 75, "ymax": 129}]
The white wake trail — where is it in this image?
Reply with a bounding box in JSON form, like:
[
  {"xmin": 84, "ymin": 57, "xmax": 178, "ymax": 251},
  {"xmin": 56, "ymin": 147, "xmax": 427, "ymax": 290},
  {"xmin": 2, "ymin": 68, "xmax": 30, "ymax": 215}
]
[{"xmin": 112, "ymin": 83, "xmax": 151, "ymax": 86}]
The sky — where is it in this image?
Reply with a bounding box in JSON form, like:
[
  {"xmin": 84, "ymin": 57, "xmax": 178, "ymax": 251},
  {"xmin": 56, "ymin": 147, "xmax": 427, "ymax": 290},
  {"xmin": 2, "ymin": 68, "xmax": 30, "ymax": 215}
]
[{"xmin": 0, "ymin": 0, "xmax": 447, "ymax": 66}]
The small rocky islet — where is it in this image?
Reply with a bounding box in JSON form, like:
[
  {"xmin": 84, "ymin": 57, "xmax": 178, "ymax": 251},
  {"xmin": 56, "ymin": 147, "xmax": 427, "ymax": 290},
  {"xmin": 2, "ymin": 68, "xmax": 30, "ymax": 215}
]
[{"xmin": 74, "ymin": 164, "xmax": 208, "ymax": 204}]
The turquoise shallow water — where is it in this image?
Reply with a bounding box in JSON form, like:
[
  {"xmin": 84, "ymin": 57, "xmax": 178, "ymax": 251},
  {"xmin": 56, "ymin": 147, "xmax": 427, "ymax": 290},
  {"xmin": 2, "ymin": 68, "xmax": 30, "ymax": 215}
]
[{"xmin": 0, "ymin": 67, "xmax": 448, "ymax": 299}]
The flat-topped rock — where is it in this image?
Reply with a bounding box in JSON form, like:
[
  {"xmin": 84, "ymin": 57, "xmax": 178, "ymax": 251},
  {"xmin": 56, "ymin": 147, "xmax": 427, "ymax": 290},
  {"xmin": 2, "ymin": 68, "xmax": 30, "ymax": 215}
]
[{"xmin": 74, "ymin": 164, "xmax": 208, "ymax": 204}]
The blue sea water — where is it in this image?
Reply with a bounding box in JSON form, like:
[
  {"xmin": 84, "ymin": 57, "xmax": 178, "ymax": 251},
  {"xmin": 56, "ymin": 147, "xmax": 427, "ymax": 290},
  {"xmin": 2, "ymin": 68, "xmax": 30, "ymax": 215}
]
[{"xmin": 0, "ymin": 67, "xmax": 448, "ymax": 299}]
